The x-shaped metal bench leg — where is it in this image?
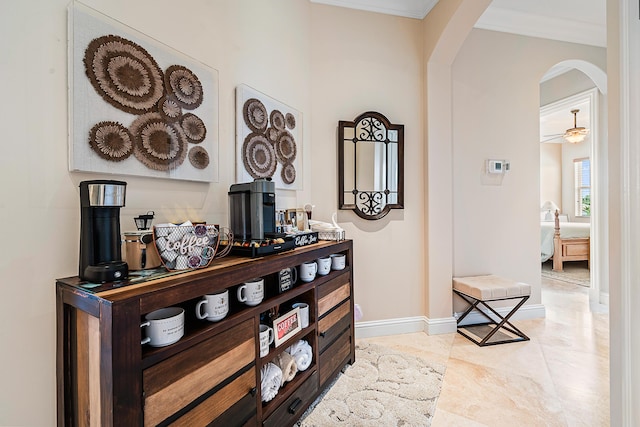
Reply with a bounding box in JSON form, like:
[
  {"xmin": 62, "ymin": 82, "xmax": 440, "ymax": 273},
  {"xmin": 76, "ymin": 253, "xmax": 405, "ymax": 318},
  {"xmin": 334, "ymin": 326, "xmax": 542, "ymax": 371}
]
[{"xmin": 454, "ymin": 290, "xmax": 530, "ymax": 346}]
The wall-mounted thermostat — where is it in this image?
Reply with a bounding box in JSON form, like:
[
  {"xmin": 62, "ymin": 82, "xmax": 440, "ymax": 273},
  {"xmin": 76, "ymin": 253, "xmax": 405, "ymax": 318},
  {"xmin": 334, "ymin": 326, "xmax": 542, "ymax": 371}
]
[{"xmin": 487, "ymin": 159, "xmax": 510, "ymax": 174}]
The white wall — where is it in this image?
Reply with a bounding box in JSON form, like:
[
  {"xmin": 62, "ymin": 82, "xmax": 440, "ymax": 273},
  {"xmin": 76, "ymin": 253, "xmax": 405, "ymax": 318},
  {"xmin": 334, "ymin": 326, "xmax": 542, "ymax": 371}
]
[
  {"xmin": 540, "ymin": 143, "xmax": 562, "ymax": 208},
  {"xmin": 309, "ymin": 5, "xmax": 426, "ymax": 321}
]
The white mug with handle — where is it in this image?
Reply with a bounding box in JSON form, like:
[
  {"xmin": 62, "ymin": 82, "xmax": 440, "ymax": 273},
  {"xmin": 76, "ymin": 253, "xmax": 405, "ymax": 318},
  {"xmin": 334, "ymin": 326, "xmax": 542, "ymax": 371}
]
[
  {"xmin": 259, "ymin": 324, "xmax": 275, "ymax": 357},
  {"xmin": 299, "ymin": 261, "xmax": 318, "ymax": 282},
  {"xmin": 237, "ymin": 278, "xmax": 264, "ymax": 306}
]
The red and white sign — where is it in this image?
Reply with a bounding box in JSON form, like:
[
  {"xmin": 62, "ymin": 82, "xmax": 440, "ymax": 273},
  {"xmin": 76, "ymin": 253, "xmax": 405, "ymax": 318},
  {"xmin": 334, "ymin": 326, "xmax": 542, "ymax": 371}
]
[{"xmin": 273, "ymin": 307, "xmax": 302, "ymax": 347}]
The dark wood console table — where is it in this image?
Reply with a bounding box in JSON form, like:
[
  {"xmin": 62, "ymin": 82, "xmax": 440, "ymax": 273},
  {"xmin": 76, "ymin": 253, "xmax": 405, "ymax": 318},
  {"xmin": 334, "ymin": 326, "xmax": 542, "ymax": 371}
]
[{"xmin": 56, "ymin": 240, "xmax": 354, "ymax": 426}]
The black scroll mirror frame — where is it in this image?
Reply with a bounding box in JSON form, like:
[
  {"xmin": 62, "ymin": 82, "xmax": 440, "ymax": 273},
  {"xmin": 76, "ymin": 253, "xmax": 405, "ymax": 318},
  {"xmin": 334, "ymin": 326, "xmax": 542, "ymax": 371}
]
[{"xmin": 338, "ymin": 111, "xmax": 404, "ymax": 220}]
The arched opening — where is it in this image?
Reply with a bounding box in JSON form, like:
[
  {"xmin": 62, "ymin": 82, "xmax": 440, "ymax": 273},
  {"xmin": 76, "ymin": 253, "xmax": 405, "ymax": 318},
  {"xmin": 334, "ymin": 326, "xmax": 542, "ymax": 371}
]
[{"xmin": 539, "ymin": 60, "xmax": 608, "ymax": 309}]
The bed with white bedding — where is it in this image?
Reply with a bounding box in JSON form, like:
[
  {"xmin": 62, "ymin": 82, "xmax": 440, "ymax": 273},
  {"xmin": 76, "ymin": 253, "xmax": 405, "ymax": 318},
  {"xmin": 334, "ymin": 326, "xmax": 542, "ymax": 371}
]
[{"xmin": 541, "ymin": 212, "xmax": 590, "ymax": 271}]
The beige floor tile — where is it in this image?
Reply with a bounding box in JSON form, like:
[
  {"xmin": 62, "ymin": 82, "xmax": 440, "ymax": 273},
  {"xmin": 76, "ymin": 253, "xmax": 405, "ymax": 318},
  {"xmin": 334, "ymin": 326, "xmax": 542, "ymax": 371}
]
[
  {"xmin": 435, "ymin": 357, "xmax": 566, "ymax": 427},
  {"xmin": 363, "ymin": 273, "xmax": 609, "ymax": 426}
]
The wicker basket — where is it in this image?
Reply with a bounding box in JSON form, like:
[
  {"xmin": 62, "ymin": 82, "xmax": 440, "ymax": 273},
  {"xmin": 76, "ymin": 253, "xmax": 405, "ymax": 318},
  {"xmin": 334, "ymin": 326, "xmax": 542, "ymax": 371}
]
[
  {"xmin": 316, "ymin": 229, "xmax": 345, "ymax": 241},
  {"xmin": 153, "ymin": 224, "xmax": 228, "ymax": 271}
]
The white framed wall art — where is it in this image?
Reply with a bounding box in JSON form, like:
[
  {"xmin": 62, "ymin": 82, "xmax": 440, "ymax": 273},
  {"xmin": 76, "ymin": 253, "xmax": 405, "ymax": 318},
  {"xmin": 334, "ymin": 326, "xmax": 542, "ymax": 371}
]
[
  {"xmin": 235, "ymin": 84, "xmax": 302, "ymax": 190},
  {"xmin": 69, "ymin": 1, "xmax": 219, "ymax": 182}
]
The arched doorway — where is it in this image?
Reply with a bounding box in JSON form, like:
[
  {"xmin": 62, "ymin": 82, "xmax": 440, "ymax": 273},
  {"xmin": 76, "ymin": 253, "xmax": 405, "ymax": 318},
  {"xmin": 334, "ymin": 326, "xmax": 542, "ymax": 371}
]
[{"xmin": 539, "ymin": 60, "xmax": 608, "ymax": 308}]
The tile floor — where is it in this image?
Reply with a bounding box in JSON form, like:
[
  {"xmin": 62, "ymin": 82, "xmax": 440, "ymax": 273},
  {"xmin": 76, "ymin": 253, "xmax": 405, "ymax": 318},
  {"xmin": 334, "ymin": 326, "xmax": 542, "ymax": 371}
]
[{"xmin": 361, "ymin": 276, "xmax": 610, "ymax": 426}]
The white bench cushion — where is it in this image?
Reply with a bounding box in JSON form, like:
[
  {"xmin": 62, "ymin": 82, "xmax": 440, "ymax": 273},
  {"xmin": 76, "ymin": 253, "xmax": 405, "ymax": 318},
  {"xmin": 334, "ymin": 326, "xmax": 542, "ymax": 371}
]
[{"xmin": 453, "ymin": 275, "xmax": 531, "ymax": 301}]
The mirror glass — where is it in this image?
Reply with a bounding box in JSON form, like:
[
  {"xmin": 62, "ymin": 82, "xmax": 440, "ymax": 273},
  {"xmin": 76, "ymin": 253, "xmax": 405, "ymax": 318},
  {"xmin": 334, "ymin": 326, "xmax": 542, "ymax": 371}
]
[{"xmin": 338, "ymin": 111, "xmax": 404, "ymax": 220}]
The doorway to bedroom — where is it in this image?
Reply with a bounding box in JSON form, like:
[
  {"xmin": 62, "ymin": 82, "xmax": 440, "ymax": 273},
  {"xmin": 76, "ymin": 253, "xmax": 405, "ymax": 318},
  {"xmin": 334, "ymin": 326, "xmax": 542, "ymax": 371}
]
[{"xmin": 539, "ymin": 66, "xmax": 607, "ymax": 309}]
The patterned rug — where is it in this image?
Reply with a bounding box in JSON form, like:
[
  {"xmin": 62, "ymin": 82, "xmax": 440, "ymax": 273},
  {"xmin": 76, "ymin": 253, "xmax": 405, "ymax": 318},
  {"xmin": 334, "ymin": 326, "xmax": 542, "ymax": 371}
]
[
  {"xmin": 299, "ymin": 342, "xmax": 445, "ymax": 426},
  {"xmin": 541, "ymin": 260, "xmax": 590, "ymax": 287}
]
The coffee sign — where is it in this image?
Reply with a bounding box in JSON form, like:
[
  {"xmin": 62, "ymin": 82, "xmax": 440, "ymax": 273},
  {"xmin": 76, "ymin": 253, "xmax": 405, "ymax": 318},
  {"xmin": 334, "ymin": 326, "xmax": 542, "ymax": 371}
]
[
  {"xmin": 293, "ymin": 232, "xmax": 318, "ymax": 247},
  {"xmin": 273, "ymin": 307, "xmax": 302, "ymax": 347}
]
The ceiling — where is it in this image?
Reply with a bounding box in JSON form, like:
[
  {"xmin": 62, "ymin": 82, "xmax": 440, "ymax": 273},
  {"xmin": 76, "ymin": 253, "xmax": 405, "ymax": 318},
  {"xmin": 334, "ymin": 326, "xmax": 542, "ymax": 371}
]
[{"xmin": 310, "ymin": 0, "xmax": 606, "ymax": 47}]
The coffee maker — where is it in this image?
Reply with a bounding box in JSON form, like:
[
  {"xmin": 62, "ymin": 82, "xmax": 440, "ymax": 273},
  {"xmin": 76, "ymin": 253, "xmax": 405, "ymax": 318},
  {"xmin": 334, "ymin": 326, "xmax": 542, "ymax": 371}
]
[
  {"xmin": 229, "ymin": 179, "xmax": 276, "ymax": 241},
  {"xmin": 79, "ymin": 180, "xmax": 128, "ymax": 282}
]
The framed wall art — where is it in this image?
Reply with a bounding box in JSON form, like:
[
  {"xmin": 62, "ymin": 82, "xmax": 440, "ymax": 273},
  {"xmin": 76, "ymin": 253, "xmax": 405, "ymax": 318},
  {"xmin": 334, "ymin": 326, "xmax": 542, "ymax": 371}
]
[
  {"xmin": 68, "ymin": 1, "xmax": 219, "ymax": 182},
  {"xmin": 236, "ymin": 84, "xmax": 302, "ymax": 190}
]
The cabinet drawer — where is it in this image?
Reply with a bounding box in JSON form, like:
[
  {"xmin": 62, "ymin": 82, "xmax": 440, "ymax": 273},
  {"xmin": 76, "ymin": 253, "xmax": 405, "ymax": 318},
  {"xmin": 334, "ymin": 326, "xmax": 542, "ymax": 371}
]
[
  {"xmin": 319, "ymin": 331, "xmax": 351, "ymax": 387},
  {"xmin": 170, "ymin": 368, "xmax": 257, "ymax": 427},
  {"xmin": 318, "ymin": 281, "xmax": 350, "ymax": 318},
  {"xmin": 144, "ymin": 319, "xmax": 255, "ymax": 427},
  {"xmin": 317, "ymin": 272, "xmax": 350, "ymax": 315},
  {"xmin": 263, "ymin": 371, "xmax": 318, "ymax": 427},
  {"xmin": 318, "ymin": 309, "xmax": 351, "ymax": 354},
  {"xmin": 318, "ymin": 300, "xmax": 350, "ymax": 338}
]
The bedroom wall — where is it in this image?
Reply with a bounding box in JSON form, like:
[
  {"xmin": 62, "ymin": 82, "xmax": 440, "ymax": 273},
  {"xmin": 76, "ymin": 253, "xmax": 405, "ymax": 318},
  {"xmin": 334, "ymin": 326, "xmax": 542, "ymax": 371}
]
[
  {"xmin": 451, "ymin": 29, "xmax": 606, "ymax": 303},
  {"xmin": 540, "ymin": 143, "xmax": 562, "ymax": 209}
]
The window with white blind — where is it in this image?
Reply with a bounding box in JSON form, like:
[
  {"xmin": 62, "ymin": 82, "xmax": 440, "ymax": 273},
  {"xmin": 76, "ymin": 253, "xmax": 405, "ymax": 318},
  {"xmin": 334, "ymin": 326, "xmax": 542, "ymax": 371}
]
[{"xmin": 574, "ymin": 158, "xmax": 591, "ymax": 217}]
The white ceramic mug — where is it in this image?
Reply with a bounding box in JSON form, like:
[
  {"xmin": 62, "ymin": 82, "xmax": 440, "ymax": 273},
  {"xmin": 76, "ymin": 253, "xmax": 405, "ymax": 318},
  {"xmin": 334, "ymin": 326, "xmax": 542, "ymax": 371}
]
[
  {"xmin": 292, "ymin": 302, "xmax": 309, "ymax": 328},
  {"xmin": 140, "ymin": 307, "xmax": 185, "ymax": 347},
  {"xmin": 330, "ymin": 253, "xmax": 346, "ymax": 270},
  {"xmin": 237, "ymin": 278, "xmax": 264, "ymax": 306},
  {"xmin": 299, "ymin": 261, "xmax": 318, "ymax": 282},
  {"xmin": 259, "ymin": 324, "xmax": 275, "ymax": 357},
  {"xmin": 316, "ymin": 257, "xmax": 331, "ymax": 276},
  {"xmin": 195, "ymin": 289, "xmax": 229, "ymax": 322}
]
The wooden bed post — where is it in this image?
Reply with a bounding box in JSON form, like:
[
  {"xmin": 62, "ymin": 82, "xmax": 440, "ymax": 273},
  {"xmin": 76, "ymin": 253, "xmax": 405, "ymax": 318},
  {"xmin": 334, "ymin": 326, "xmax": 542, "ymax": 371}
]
[{"xmin": 552, "ymin": 210, "xmax": 563, "ymax": 272}]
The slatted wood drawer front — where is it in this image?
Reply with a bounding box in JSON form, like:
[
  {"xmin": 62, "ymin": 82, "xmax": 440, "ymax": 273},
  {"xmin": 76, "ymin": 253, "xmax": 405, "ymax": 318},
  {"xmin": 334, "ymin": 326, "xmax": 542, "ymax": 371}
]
[
  {"xmin": 319, "ymin": 331, "xmax": 351, "ymax": 387},
  {"xmin": 317, "ymin": 272, "xmax": 350, "ymax": 318},
  {"xmin": 318, "ymin": 301, "xmax": 351, "ymax": 353},
  {"xmin": 263, "ymin": 371, "xmax": 318, "ymax": 427},
  {"xmin": 143, "ymin": 318, "xmax": 256, "ymax": 427},
  {"xmin": 169, "ymin": 368, "xmax": 256, "ymax": 427}
]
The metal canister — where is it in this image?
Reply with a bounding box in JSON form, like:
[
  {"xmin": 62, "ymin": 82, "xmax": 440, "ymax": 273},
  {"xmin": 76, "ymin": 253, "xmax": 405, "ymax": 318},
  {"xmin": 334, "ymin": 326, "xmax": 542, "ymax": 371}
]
[{"xmin": 122, "ymin": 231, "xmax": 162, "ymax": 270}]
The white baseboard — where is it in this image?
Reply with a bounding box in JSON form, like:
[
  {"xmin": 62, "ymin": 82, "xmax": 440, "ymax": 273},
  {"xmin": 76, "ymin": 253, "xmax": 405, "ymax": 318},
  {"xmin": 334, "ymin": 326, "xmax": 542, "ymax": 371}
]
[
  {"xmin": 354, "ymin": 303, "xmax": 546, "ymax": 339},
  {"xmin": 355, "ymin": 316, "xmax": 427, "ymax": 339}
]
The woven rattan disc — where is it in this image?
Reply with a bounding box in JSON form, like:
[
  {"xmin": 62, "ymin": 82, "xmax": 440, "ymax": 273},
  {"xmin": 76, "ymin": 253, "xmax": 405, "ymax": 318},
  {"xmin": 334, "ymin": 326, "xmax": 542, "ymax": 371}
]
[
  {"xmin": 84, "ymin": 35, "xmax": 165, "ymax": 115},
  {"xmin": 243, "ymin": 98, "xmax": 268, "ymax": 133},
  {"xmin": 89, "ymin": 121, "xmax": 133, "ymax": 161},
  {"xmin": 242, "ymin": 132, "xmax": 277, "ymax": 179},
  {"xmin": 164, "ymin": 65, "xmax": 203, "ymax": 110},
  {"xmin": 270, "ymin": 109, "xmax": 285, "ymax": 131},
  {"xmin": 188, "ymin": 146, "xmax": 210, "ymax": 169},
  {"xmin": 275, "ymin": 130, "xmax": 296, "ymax": 164},
  {"xmin": 281, "ymin": 162, "xmax": 296, "ymax": 184},
  {"xmin": 285, "ymin": 112, "xmax": 296, "ymax": 129},
  {"xmin": 156, "ymin": 94, "xmax": 182, "ymax": 123},
  {"xmin": 130, "ymin": 112, "xmax": 188, "ymax": 171},
  {"xmin": 180, "ymin": 113, "xmax": 206, "ymax": 143}
]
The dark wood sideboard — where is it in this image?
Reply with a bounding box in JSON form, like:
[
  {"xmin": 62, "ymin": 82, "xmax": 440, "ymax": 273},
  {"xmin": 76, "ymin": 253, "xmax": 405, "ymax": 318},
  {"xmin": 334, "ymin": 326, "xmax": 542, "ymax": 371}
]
[{"xmin": 56, "ymin": 240, "xmax": 354, "ymax": 426}]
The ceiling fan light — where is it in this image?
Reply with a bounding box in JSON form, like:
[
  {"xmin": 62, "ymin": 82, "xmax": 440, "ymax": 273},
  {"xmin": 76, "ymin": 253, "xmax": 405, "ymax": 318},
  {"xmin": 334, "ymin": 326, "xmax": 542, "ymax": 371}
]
[{"xmin": 564, "ymin": 129, "xmax": 587, "ymax": 143}]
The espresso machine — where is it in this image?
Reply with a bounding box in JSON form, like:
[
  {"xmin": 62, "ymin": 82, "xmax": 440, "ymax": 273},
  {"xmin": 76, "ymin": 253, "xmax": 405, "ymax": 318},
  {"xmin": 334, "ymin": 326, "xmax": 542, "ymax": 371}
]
[
  {"xmin": 78, "ymin": 180, "xmax": 128, "ymax": 282},
  {"xmin": 229, "ymin": 179, "xmax": 276, "ymax": 241}
]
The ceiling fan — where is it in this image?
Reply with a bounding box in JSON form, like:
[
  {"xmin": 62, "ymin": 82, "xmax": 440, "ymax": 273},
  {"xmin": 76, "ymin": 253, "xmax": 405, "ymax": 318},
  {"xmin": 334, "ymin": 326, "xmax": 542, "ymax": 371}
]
[{"xmin": 541, "ymin": 109, "xmax": 590, "ymax": 144}]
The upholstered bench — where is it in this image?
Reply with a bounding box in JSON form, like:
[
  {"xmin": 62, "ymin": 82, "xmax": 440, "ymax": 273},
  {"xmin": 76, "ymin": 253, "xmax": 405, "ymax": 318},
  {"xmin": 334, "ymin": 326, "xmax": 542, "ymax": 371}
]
[{"xmin": 452, "ymin": 275, "xmax": 531, "ymax": 346}]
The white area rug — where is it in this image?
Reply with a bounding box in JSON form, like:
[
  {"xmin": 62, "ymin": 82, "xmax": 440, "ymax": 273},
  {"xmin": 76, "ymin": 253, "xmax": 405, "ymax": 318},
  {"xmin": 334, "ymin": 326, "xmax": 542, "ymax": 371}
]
[
  {"xmin": 299, "ymin": 341, "xmax": 445, "ymax": 426},
  {"xmin": 541, "ymin": 260, "xmax": 590, "ymax": 287}
]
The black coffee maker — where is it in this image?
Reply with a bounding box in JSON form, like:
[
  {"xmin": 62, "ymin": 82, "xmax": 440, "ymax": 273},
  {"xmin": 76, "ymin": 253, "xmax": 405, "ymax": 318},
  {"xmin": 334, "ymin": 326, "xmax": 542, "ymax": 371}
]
[
  {"xmin": 79, "ymin": 180, "xmax": 128, "ymax": 282},
  {"xmin": 229, "ymin": 179, "xmax": 276, "ymax": 241}
]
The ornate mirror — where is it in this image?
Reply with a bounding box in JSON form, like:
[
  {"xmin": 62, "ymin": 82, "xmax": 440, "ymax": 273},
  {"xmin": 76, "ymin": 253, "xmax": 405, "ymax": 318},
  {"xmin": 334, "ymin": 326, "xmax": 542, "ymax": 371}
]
[{"xmin": 338, "ymin": 111, "xmax": 404, "ymax": 220}]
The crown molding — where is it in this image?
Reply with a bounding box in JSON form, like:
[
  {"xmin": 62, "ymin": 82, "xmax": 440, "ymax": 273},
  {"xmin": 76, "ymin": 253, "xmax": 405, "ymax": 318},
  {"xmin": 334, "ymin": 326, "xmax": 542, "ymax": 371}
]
[
  {"xmin": 309, "ymin": 0, "xmax": 438, "ymax": 19},
  {"xmin": 474, "ymin": 6, "xmax": 606, "ymax": 48}
]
